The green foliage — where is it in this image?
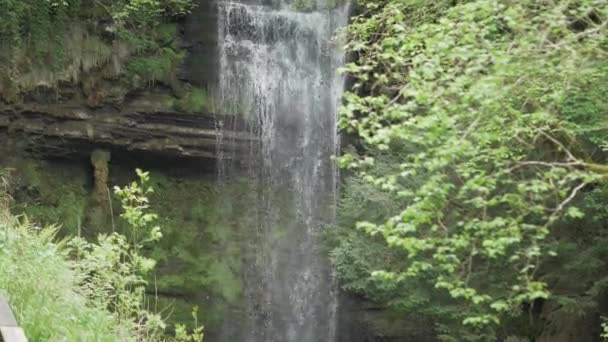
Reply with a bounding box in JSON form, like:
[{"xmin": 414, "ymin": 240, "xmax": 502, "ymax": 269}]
[
  {"xmin": 291, "ymin": 0, "xmax": 346, "ymax": 11},
  {"xmin": 127, "ymin": 48, "xmax": 186, "ymax": 86},
  {"xmin": 0, "ymin": 169, "xmax": 10, "ymax": 214},
  {"xmin": 109, "ymin": 0, "xmax": 195, "ymax": 30},
  {"xmin": 0, "ymin": 0, "xmax": 80, "ymax": 60},
  {"xmin": 174, "ymin": 87, "xmax": 209, "ymax": 113},
  {"xmin": 329, "ymin": 153, "xmax": 410, "ymax": 299},
  {"xmin": 68, "ymin": 169, "xmax": 167, "ymax": 339},
  {"xmin": 0, "ymin": 0, "xmax": 78, "ymax": 98},
  {"xmin": 0, "ymin": 0, "xmax": 194, "ymax": 99},
  {"xmin": 0, "ymin": 218, "xmax": 134, "ymax": 341},
  {"xmin": 145, "ymin": 173, "xmax": 248, "ymax": 322},
  {"xmin": 536, "ymin": 182, "xmax": 608, "ymax": 336},
  {"xmin": 0, "ymin": 0, "xmax": 192, "ymax": 49},
  {"xmin": 115, "ymin": 169, "xmax": 163, "ymax": 246},
  {"xmin": 5, "ymin": 159, "xmax": 243, "ymax": 332},
  {"xmin": 330, "ymin": 152, "xmax": 507, "ymax": 339},
  {"xmin": 174, "ymin": 306, "xmax": 204, "ymax": 342},
  {"xmin": 0, "ymin": 168, "xmax": 204, "ymax": 341},
  {"xmin": 13, "ymin": 160, "xmax": 88, "ymax": 236},
  {"xmin": 338, "ymin": 0, "xmax": 608, "ymax": 337},
  {"xmin": 560, "ymin": 63, "xmax": 608, "ymax": 147},
  {"xmin": 156, "ymin": 23, "xmax": 180, "ymax": 47}
]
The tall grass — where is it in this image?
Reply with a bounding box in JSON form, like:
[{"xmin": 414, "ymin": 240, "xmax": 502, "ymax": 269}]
[
  {"xmin": 0, "ymin": 168, "xmax": 203, "ymax": 341},
  {"xmin": 0, "ymin": 217, "xmax": 133, "ymax": 341},
  {"xmin": 1, "ymin": 168, "xmax": 131, "ymax": 340}
]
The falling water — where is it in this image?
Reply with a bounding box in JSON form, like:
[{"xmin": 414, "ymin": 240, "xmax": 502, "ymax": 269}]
[{"xmin": 216, "ymin": 0, "xmax": 349, "ymax": 340}]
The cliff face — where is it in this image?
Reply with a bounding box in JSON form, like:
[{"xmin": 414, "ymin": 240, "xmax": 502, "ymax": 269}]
[
  {"xmin": 0, "ymin": 103, "xmax": 252, "ymax": 160},
  {"xmin": 0, "ymin": 0, "xmax": 247, "ymax": 162}
]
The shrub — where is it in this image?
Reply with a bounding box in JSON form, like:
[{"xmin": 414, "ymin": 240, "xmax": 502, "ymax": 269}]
[
  {"xmin": 0, "ymin": 218, "xmax": 130, "ymax": 341},
  {"xmin": 0, "ymin": 168, "xmax": 204, "ymax": 341}
]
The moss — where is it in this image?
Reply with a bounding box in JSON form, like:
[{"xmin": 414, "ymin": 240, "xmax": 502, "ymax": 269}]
[
  {"xmin": 127, "ymin": 93, "xmax": 177, "ymax": 112},
  {"xmin": 9, "ymin": 159, "xmax": 88, "ymax": 236},
  {"xmin": 4, "ymin": 158, "xmax": 257, "ymax": 333},
  {"xmin": 126, "ymin": 48, "xmax": 186, "ymax": 87},
  {"xmin": 146, "ymin": 174, "xmax": 245, "ymax": 299},
  {"xmin": 292, "ymin": 0, "xmax": 317, "ymax": 12},
  {"xmin": 206, "ymin": 259, "xmax": 242, "ymax": 303},
  {"xmin": 0, "ymin": 0, "xmax": 194, "ymax": 104},
  {"xmin": 6, "ymin": 25, "xmax": 115, "ymax": 98},
  {"xmin": 136, "ymin": 173, "xmax": 262, "ymax": 329},
  {"xmin": 91, "ymin": 149, "xmax": 111, "ymax": 165},
  {"xmin": 89, "ymin": 149, "xmax": 112, "ymax": 231},
  {"xmin": 173, "ymin": 87, "xmax": 209, "ymax": 113},
  {"xmin": 2, "ymin": 15, "xmax": 183, "ymax": 102},
  {"xmin": 585, "ymin": 163, "xmax": 608, "ymax": 176}
]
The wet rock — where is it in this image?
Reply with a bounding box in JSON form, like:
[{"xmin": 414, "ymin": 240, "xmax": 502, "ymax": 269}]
[
  {"xmin": 0, "ymin": 104, "xmax": 255, "ymax": 160},
  {"xmin": 91, "ymin": 149, "xmax": 111, "ymax": 207}
]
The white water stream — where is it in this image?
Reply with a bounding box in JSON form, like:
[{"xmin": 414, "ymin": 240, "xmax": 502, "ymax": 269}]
[{"xmin": 216, "ymin": 0, "xmax": 349, "ymax": 340}]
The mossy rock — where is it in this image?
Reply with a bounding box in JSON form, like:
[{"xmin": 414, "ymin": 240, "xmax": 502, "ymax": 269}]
[
  {"xmin": 91, "ymin": 149, "xmax": 111, "ymax": 166},
  {"xmin": 126, "ymin": 48, "xmax": 186, "ymax": 88},
  {"xmin": 173, "ymin": 87, "xmax": 209, "ymax": 113},
  {"xmin": 6, "ymin": 158, "xmax": 89, "ymax": 236}
]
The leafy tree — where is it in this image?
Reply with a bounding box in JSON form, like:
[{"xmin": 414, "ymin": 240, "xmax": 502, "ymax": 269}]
[{"xmin": 337, "ymin": 0, "xmax": 608, "ymax": 336}]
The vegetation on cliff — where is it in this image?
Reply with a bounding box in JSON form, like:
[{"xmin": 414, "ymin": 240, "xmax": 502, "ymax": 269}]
[
  {"xmin": 0, "ymin": 0, "xmax": 211, "ymax": 112},
  {"xmin": 3, "ymin": 156, "xmax": 255, "ymax": 335},
  {"xmin": 333, "ymin": 0, "xmax": 608, "ymax": 340},
  {"xmin": 0, "ymin": 168, "xmax": 204, "ymax": 341}
]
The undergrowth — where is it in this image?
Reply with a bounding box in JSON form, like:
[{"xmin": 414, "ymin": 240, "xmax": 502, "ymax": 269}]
[{"xmin": 0, "ymin": 168, "xmax": 204, "ymax": 341}]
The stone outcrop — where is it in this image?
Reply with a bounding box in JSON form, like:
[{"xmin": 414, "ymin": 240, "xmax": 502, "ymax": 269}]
[
  {"xmin": 0, "ymin": 104, "xmax": 254, "ymax": 160},
  {"xmin": 91, "ymin": 149, "xmax": 111, "ymax": 205},
  {"xmin": 88, "ymin": 149, "xmax": 113, "ymax": 232}
]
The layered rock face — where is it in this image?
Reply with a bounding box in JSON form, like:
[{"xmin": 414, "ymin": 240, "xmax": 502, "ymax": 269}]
[
  {"xmin": 0, "ymin": 104, "xmax": 253, "ymax": 160},
  {"xmin": 0, "ymin": 0, "xmax": 236, "ymax": 162}
]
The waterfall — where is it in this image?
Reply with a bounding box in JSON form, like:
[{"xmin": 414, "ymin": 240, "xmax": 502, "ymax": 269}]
[{"xmin": 216, "ymin": 0, "xmax": 349, "ymax": 340}]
